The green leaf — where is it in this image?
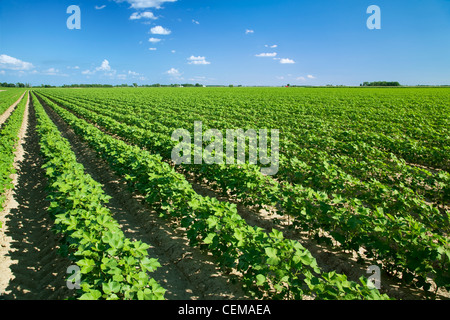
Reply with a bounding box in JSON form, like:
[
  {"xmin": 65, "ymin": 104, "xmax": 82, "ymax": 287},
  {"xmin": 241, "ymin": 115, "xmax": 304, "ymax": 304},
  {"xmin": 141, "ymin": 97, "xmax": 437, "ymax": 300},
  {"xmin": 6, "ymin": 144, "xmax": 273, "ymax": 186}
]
[
  {"xmin": 256, "ymin": 274, "xmax": 266, "ymax": 286},
  {"xmin": 204, "ymin": 233, "xmax": 217, "ymax": 245},
  {"xmin": 141, "ymin": 257, "xmax": 161, "ymax": 273},
  {"xmin": 102, "ymin": 281, "xmax": 121, "ymax": 295},
  {"xmin": 77, "ymin": 258, "xmax": 96, "ymax": 274},
  {"xmin": 79, "ymin": 290, "xmax": 102, "ymax": 300}
]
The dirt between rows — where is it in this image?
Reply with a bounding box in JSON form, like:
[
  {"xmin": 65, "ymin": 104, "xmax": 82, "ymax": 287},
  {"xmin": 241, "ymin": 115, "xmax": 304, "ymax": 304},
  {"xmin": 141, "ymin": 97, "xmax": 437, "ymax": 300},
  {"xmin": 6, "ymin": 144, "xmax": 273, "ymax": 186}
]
[{"xmin": 37, "ymin": 94, "xmax": 248, "ymax": 300}]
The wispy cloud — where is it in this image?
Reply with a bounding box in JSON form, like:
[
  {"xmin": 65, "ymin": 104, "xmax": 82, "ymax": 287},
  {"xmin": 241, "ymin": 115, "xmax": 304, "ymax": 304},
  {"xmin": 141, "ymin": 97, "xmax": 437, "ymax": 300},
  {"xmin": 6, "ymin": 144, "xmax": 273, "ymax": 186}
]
[
  {"xmin": 192, "ymin": 19, "xmax": 200, "ymax": 25},
  {"xmin": 279, "ymin": 58, "xmax": 295, "ymax": 64},
  {"xmin": 265, "ymin": 44, "xmax": 278, "ymax": 48},
  {"xmin": 187, "ymin": 56, "xmax": 211, "ymax": 65},
  {"xmin": 95, "ymin": 5, "xmax": 107, "ymax": 10},
  {"xmin": 255, "ymin": 52, "xmax": 277, "ymax": 58},
  {"xmin": 245, "ymin": 29, "xmax": 254, "ymax": 34},
  {"xmin": 307, "ymin": 74, "xmax": 315, "ymax": 79},
  {"xmin": 113, "ymin": 0, "xmax": 177, "ymax": 9},
  {"xmin": 148, "ymin": 37, "xmax": 162, "ymax": 43},
  {"xmin": 41, "ymin": 68, "xmax": 69, "ymax": 76},
  {"xmin": 130, "ymin": 11, "xmax": 157, "ymax": 20}
]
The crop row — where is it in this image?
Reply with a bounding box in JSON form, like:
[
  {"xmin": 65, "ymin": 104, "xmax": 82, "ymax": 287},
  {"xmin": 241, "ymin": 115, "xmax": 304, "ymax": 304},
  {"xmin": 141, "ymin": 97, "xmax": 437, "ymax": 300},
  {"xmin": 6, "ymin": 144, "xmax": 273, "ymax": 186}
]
[
  {"xmin": 36, "ymin": 91, "xmax": 450, "ymax": 292},
  {"xmin": 31, "ymin": 92, "xmax": 166, "ymax": 300},
  {"xmin": 41, "ymin": 88, "xmax": 449, "ymax": 171},
  {"xmin": 0, "ymin": 89, "xmax": 25, "ymax": 117},
  {"xmin": 0, "ymin": 91, "xmax": 27, "ymax": 216},
  {"xmin": 42, "ymin": 90, "xmax": 450, "ymax": 209},
  {"xmin": 34, "ymin": 92, "xmax": 390, "ymax": 300}
]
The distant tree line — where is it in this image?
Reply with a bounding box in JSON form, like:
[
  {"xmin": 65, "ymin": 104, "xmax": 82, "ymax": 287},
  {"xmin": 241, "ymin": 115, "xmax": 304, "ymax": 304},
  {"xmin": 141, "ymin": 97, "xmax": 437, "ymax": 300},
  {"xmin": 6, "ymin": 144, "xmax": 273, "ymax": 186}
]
[
  {"xmin": 361, "ymin": 81, "xmax": 401, "ymax": 87},
  {"xmin": 140, "ymin": 83, "xmax": 205, "ymax": 87},
  {"xmin": 59, "ymin": 83, "xmax": 208, "ymax": 88},
  {"xmin": 1, "ymin": 82, "xmax": 32, "ymax": 88}
]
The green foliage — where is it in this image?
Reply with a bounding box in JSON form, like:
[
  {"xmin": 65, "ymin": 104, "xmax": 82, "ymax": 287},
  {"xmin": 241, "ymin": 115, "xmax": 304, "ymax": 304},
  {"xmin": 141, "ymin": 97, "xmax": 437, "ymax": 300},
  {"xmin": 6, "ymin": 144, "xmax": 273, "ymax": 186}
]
[
  {"xmin": 36, "ymin": 87, "xmax": 450, "ymax": 293},
  {"xmin": 0, "ymin": 91, "xmax": 27, "ymax": 211},
  {"xmin": 35, "ymin": 91, "xmax": 391, "ymax": 300},
  {"xmin": 32, "ymin": 93, "xmax": 165, "ymax": 300}
]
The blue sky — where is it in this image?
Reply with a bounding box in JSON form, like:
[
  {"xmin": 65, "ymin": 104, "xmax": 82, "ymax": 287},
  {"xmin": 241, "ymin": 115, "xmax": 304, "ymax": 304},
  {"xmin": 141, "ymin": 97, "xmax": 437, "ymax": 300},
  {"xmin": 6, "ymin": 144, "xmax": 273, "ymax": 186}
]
[{"xmin": 0, "ymin": 0, "xmax": 449, "ymax": 86}]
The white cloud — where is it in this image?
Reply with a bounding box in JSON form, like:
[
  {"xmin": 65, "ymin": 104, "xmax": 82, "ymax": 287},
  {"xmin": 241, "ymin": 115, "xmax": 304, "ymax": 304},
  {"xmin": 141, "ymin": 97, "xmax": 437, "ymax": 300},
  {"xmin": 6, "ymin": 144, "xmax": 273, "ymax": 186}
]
[
  {"xmin": 0, "ymin": 54, "xmax": 34, "ymax": 71},
  {"xmin": 307, "ymin": 74, "xmax": 316, "ymax": 79},
  {"xmin": 34, "ymin": 68, "xmax": 69, "ymax": 77},
  {"xmin": 171, "ymin": 50, "xmax": 176, "ymax": 53},
  {"xmin": 130, "ymin": 11, "xmax": 157, "ymax": 20},
  {"xmin": 148, "ymin": 37, "xmax": 162, "ymax": 43},
  {"xmin": 114, "ymin": 0, "xmax": 177, "ymax": 9},
  {"xmin": 255, "ymin": 52, "xmax": 277, "ymax": 58},
  {"xmin": 67, "ymin": 66, "xmax": 80, "ymax": 70},
  {"xmin": 296, "ymin": 77, "xmax": 306, "ymax": 81},
  {"xmin": 128, "ymin": 70, "xmax": 140, "ymax": 76},
  {"xmin": 43, "ymin": 68, "xmax": 59, "ymax": 75},
  {"xmin": 0, "ymin": 70, "xmax": 5, "ymax": 75},
  {"xmin": 166, "ymin": 68, "xmax": 180, "ymax": 75},
  {"xmin": 150, "ymin": 25, "xmax": 171, "ymax": 35},
  {"xmin": 265, "ymin": 44, "xmax": 278, "ymax": 48},
  {"xmin": 166, "ymin": 67, "xmax": 183, "ymax": 79},
  {"xmin": 82, "ymin": 59, "xmax": 117, "ymax": 77},
  {"xmin": 95, "ymin": 5, "xmax": 107, "ymax": 10},
  {"xmin": 192, "ymin": 19, "xmax": 200, "ymax": 25},
  {"xmin": 279, "ymin": 58, "xmax": 295, "ymax": 64},
  {"xmin": 96, "ymin": 59, "xmax": 112, "ymax": 72},
  {"xmin": 149, "ymin": 47, "xmax": 157, "ymax": 51},
  {"xmin": 245, "ymin": 29, "xmax": 254, "ymax": 34},
  {"xmin": 187, "ymin": 56, "xmax": 211, "ymax": 65}
]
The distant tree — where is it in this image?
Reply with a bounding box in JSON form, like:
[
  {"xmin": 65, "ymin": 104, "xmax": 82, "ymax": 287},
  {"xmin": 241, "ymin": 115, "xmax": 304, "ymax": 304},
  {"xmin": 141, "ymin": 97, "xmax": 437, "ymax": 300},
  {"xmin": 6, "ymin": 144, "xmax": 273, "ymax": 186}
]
[
  {"xmin": 362, "ymin": 81, "xmax": 401, "ymax": 87},
  {"xmin": 133, "ymin": 83, "xmax": 138, "ymax": 87}
]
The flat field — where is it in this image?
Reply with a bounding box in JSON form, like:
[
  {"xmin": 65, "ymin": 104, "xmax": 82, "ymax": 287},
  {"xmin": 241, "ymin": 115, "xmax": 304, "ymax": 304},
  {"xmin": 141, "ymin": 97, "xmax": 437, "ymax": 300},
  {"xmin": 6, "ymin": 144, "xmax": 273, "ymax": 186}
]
[{"xmin": 0, "ymin": 87, "xmax": 448, "ymax": 300}]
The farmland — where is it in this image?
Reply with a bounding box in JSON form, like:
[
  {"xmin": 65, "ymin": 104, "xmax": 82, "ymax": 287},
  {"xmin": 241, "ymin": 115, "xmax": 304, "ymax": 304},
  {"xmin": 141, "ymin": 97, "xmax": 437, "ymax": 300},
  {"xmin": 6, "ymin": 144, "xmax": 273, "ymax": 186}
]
[{"xmin": 0, "ymin": 87, "xmax": 449, "ymax": 300}]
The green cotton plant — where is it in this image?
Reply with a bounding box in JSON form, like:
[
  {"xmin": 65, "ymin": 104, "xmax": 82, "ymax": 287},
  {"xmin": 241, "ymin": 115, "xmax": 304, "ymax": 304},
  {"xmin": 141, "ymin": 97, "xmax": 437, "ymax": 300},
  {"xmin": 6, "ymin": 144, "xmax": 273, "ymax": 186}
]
[
  {"xmin": 35, "ymin": 91, "xmax": 449, "ymax": 293},
  {"xmin": 0, "ymin": 91, "xmax": 27, "ymax": 211},
  {"xmin": 32, "ymin": 93, "xmax": 165, "ymax": 300},
  {"xmin": 38, "ymin": 92, "xmax": 391, "ymax": 300}
]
